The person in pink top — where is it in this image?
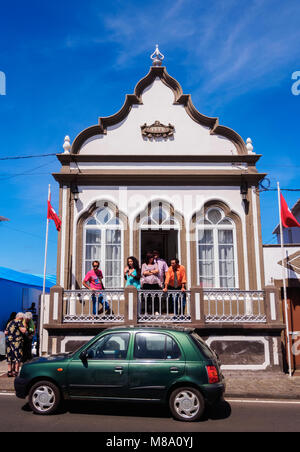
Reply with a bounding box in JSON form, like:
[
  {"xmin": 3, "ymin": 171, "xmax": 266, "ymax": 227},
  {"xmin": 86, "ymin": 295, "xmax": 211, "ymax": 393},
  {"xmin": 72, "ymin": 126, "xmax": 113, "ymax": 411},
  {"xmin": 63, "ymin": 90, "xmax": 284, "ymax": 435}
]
[
  {"xmin": 153, "ymin": 250, "xmax": 168, "ymax": 286},
  {"xmin": 82, "ymin": 261, "xmax": 111, "ymax": 315}
]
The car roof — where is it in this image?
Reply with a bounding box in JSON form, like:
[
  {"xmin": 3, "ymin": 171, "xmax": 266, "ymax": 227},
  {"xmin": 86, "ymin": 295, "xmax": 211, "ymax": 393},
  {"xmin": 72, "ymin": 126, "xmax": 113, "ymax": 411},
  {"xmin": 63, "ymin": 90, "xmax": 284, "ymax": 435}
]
[{"xmin": 104, "ymin": 325, "xmax": 195, "ymax": 334}]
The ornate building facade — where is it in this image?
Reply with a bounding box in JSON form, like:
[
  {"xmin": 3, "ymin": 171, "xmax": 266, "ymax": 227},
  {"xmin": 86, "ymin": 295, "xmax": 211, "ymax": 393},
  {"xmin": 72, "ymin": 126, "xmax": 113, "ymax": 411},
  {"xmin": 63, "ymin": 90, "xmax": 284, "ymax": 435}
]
[{"xmin": 42, "ymin": 49, "xmax": 284, "ymax": 372}]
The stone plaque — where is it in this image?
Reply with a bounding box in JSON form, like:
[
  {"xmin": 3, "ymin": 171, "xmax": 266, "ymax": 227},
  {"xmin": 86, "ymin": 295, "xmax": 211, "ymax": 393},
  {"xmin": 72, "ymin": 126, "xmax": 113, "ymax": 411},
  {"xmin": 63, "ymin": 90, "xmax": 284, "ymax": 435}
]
[{"xmin": 141, "ymin": 120, "xmax": 175, "ymax": 138}]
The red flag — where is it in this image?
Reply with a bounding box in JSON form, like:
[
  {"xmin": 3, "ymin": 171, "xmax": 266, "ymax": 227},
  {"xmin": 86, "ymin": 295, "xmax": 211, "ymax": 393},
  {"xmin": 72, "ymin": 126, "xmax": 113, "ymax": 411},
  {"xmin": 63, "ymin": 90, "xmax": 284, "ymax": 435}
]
[
  {"xmin": 47, "ymin": 198, "xmax": 61, "ymax": 231},
  {"xmin": 280, "ymin": 193, "xmax": 300, "ymax": 228}
]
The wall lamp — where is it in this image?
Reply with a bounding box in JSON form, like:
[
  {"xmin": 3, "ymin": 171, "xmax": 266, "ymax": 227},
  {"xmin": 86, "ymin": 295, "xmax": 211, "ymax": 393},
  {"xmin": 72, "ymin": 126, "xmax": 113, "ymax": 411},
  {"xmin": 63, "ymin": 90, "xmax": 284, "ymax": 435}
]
[
  {"xmin": 240, "ymin": 180, "xmax": 249, "ymax": 214},
  {"xmin": 71, "ymin": 183, "xmax": 79, "ymax": 202}
]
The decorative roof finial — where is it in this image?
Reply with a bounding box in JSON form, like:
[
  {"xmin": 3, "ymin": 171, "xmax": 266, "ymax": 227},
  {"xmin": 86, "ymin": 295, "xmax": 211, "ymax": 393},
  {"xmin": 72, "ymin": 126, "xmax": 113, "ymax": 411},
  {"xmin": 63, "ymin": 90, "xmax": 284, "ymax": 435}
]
[
  {"xmin": 246, "ymin": 137, "xmax": 255, "ymax": 154},
  {"xmin": 63, "ymin": 135, "xmax": 71, "ymax": 154},
  {"xmin": 150, "ymin": 44, "xmax": 164, "ymax": 67}
]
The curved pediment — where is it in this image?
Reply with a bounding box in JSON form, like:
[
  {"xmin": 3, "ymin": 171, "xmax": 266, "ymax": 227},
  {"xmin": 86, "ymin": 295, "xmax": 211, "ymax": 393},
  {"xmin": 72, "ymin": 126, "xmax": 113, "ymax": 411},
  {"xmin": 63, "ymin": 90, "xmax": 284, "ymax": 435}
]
[{"xmin": 71, "ymin": 66, "xmax": 247, "ymax": 155}]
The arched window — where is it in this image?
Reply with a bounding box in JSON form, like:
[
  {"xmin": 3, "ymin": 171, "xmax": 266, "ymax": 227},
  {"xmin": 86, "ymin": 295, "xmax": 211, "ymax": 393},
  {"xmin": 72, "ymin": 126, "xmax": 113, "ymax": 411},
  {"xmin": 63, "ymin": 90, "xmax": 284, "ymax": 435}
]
[
  {"xmin": 196, "ymin": 207, "xmax": 237, "ymax": 288},
  {"xmin": 140, "ymin": 205, "xmax": 179, "ymax": 229},
  {"xmin": 84, "ymin": 207, "xmax": 123, "ymax": 288}
]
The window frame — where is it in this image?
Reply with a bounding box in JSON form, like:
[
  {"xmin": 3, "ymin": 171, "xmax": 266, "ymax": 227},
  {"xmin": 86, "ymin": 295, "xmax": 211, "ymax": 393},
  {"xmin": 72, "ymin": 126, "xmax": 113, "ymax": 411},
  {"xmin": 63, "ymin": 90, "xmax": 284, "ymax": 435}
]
[
  {"xmin": 196, "ymin": 207, "xmax": 238, "ymax": 288},
  {"xmin": 133, "ymin": 332, "xmax": 182, "ymax": 361},
  {"xmin": 85, "ymin": 332, "xmax": 130, "ymax": 361},
  {"xmin": 83, "ymin": 207, "xmax": 124, "ymax": 289}
]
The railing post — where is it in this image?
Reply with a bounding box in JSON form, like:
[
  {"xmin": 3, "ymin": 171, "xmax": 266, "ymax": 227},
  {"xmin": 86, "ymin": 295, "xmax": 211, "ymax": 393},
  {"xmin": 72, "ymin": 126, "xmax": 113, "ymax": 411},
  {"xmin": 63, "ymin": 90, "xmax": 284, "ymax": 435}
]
[
  {"xmin": 49, "ymin": 285, "xmax": 63, "ymax": 324},
  {"xmin": 190, "ymin": 287, "xmax": 205, "ymax": 326},
  {"xmin": 265, "ymin": 286, "xmax": 282, "ymax": 324},
  {"xmin": 124, "ymin": 286, "xmax": 138, "ymax": 326}
]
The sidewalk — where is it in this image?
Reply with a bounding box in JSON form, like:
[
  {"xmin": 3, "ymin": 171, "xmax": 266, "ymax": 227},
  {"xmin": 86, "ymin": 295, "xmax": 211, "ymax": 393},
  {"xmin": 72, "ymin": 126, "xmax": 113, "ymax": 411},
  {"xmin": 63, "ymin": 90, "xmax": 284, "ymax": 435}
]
[{"xmin": 1, "ymin": 359, "xmax": 300, "ymax": 399}]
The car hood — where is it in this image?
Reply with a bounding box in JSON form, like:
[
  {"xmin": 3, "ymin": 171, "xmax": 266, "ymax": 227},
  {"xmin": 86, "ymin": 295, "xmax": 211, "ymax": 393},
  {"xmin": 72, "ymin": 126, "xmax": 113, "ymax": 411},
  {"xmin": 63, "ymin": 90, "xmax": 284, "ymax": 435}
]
[{"xmin": 28, "ymin": 353, "xmax": 73, "ymax": 364}]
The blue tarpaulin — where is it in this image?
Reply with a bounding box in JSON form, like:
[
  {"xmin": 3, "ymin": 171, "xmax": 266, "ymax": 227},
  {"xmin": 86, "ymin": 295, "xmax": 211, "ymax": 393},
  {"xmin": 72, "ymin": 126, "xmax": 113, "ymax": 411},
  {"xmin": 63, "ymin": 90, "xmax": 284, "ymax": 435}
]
[
  {"xmin": 0, "ymin": 267, "xmax": 55, "ymax": 289},
  {"xmin": 0, "ymin": 266, "xmax": 56, "ymax": 331}
]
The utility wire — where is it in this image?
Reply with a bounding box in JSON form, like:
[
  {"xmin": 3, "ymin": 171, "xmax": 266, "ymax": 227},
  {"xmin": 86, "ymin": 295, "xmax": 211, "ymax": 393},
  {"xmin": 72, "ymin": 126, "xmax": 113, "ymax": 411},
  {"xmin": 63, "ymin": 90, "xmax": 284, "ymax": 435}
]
[
  {"xmin": 0, "ymin": 161, "xmax": 56, "ymax": 181},
  {"xmin": 0, "ymin": 223, "xmax": 57, "ymax": 244},
  {"xmin": 0, "ymin": 153, "xmax": 57, "ymax": 160}
]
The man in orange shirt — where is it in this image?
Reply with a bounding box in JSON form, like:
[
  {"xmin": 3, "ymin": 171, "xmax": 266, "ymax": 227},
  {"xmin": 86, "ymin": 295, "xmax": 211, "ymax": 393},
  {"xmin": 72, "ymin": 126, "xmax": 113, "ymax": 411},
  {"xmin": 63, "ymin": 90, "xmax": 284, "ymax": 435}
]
[{"xmin": 163, "ymin": 258, "xmax": 187, "ymax": 315}]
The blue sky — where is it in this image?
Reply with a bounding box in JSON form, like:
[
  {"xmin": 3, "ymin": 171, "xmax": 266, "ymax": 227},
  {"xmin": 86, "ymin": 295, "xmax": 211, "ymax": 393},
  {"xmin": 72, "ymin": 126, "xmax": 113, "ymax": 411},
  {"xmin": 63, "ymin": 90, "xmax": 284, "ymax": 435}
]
[{"xmin": 0, "ymin": 0, "xmax": 300, "ymax": 275}]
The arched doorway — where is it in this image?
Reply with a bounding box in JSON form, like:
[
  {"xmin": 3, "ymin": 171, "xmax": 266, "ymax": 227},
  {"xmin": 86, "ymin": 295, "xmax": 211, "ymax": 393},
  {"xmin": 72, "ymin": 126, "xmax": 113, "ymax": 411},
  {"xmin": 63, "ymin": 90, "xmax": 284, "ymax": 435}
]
[{"xmin": 134, "ymin": 201, "xmax": 184, "ymax": 266}]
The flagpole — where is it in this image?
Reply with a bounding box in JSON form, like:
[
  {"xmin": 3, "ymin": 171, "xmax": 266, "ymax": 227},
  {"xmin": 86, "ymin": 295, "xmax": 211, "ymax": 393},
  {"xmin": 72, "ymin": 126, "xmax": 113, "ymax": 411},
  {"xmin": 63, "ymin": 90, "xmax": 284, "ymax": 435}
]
[
  {"xmin": 277, "ymin": 182, "xmax": 292, "ymax": 377},
  {"xmin": 40, "ymin": 184, "xmax": 50, "ymax": 356}
]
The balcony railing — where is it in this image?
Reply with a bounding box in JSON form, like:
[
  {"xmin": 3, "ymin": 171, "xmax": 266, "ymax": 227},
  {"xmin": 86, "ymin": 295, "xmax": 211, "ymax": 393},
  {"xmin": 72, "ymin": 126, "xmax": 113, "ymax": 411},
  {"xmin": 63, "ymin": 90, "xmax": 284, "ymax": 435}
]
[
  {"xmin": 137, "ymin": 290, "xmax": 191, "ymax": 323},
  {"xmin": 57, "ymin": 288, "xmax": 277, "ymax": 324},
  {"xmin": 203, "ymin": 289, "xmax": 266, "ymax": 323},
  {"xmin": 57, "ymin": 287, "xmax": 274, "ymax": 325},
  {"xmin": 63, "ymin": 290, "xmax": 125, "ymax": 323}
]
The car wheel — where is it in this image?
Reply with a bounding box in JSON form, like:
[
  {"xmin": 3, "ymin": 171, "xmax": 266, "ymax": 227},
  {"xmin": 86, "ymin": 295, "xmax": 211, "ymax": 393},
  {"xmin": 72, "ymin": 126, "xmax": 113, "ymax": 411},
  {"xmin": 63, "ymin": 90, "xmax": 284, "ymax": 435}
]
[
  {"xmin": 169, "ymin": 387, "xmax": 205, "ymax": 422},
  {"xmin": 28, "ymin": 381, "xmax": 61, "ymax": 415}
]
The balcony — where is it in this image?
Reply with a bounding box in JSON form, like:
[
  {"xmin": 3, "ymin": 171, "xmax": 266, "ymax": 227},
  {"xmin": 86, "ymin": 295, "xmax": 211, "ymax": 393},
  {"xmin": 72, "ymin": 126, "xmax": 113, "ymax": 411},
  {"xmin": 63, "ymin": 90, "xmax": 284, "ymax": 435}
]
[{"xmin": 44, "ymin": 286, "xmax": 283, "ymax": 330}]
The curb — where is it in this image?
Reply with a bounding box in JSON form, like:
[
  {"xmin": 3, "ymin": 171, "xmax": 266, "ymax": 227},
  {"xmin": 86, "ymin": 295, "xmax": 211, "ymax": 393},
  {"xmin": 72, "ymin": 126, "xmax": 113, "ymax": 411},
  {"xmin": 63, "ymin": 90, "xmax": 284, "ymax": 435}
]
[{"xmin": 225, "ymin": 393, "xmax": 300, "ymax": 400}]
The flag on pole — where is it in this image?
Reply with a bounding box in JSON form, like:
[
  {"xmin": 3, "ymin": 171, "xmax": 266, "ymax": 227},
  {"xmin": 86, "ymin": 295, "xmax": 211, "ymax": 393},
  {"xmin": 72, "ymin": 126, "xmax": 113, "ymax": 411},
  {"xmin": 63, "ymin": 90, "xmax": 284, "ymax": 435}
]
[
  {"xmin": 47, "ymin": 197, "xmax": 61, "ymax": 231},
  {"xmin": 277, "ymin": 183, "xmax": 293, "ymax": 377},
  {"xmin": 280, "ymin": 193, "xmax": 300, "ymax": 228}
]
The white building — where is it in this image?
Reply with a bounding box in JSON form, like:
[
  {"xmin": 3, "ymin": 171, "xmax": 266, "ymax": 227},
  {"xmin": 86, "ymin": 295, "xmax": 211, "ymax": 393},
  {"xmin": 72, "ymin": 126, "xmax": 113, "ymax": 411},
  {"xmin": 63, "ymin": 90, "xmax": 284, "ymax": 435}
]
[{"xmin": 42, "ymin": 48, "xmax": 285, "ymax": 372}]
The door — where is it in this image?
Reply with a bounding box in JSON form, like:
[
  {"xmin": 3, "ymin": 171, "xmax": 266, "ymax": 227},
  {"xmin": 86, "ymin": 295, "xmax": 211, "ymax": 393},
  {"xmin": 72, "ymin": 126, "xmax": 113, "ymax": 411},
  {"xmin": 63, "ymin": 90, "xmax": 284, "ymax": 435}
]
[
  {"xmin": 141, "ymin": 230, "xmax": 178, "ymax": 265},
  {"xmin": 67, "ymin": 332, "xmax": 130, "ymax": 398},
  {"xmin": 128, "ymin": 332, "xmax": 185, "ymax": 400}
]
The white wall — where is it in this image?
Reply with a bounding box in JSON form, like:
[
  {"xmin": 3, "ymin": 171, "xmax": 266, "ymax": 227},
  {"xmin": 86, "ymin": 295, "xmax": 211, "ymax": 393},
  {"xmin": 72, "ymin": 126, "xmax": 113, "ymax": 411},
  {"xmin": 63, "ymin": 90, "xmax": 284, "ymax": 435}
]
[
  {"xmin": 78, "ymin": 78, "xmax": 238, "ymax": 156},
  {"xmin": 68, "ymin": 185, "xmax": 249, "ymax": 290},
  {"xmin": 263, "ymin": 245, "xmax": 300, "ymax": 285}
]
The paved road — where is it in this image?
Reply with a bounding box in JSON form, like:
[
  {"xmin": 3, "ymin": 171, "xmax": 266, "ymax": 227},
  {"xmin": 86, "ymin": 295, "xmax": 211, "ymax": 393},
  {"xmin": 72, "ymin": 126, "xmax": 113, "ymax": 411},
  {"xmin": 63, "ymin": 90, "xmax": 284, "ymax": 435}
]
[{"xmin": 0, "ymin": 394, "xmax": 300, "ymax": 433}]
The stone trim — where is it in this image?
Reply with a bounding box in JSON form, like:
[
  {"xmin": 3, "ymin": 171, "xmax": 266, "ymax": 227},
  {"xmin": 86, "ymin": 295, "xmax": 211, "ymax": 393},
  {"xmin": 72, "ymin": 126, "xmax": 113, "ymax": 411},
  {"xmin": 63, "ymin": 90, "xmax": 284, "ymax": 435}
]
[
  {"xmin": 265, "ymin": 286, "xmax": 283, "ymax": 323},
  {"xmin": 70, "ymin": 66, "xmax": 247, "ymax": 155},
  {"xmin": 245, "ymin": 187, "xmax": 257, "ymax": 290},
  {"xmin": 53, "ymin": 172, "xmax": 266, "ymax": 187},
  {"xmin": 57, "ymin": 154, "xmax": 262, "ymax": 164}
]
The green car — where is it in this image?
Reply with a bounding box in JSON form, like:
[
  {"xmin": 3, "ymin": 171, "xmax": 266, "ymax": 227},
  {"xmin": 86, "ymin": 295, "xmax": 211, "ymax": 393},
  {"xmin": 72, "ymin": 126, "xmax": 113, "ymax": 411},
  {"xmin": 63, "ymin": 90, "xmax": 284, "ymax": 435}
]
[{"xmin": 15, "ymin": 326, "xmax": 225, "ymax": 421}]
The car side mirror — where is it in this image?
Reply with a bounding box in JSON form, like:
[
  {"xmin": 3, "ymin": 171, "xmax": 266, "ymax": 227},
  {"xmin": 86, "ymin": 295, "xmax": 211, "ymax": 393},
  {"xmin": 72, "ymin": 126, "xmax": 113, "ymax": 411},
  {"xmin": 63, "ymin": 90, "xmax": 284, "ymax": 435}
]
[{"xmin": 79, "ymin": 351, "xmax": 88, "ymax": 362}]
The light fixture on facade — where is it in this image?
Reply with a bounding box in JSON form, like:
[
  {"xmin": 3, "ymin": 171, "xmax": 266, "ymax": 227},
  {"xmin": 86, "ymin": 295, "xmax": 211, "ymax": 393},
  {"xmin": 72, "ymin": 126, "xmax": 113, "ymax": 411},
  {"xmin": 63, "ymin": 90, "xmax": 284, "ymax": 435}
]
[
  {"xmin": 240, "ymin": 180, "xmax": 249, "ymax": 213},
  {"xmin": 71, "ymin": 183, "xmax": 79, "ymax": 202}
]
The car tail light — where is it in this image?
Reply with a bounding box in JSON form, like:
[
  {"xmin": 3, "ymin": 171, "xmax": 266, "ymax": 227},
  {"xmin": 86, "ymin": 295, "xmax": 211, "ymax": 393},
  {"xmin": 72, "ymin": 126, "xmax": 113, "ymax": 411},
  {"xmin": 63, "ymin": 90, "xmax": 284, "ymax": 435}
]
[{"xmin": 206, "ymin": 365, "xmax": 219, "ymax": 384}]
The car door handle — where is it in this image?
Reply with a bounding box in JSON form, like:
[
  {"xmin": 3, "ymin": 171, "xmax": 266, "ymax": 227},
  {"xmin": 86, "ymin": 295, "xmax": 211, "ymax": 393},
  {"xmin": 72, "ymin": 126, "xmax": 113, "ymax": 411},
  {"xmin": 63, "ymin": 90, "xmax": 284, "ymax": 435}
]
[
  {"xmin": 170, "ymin": 367, "xmax": 179, "ymax": 373},
  {"xmin": 114, "ymin": 366, "xmax": 124, "ymax": 374}
]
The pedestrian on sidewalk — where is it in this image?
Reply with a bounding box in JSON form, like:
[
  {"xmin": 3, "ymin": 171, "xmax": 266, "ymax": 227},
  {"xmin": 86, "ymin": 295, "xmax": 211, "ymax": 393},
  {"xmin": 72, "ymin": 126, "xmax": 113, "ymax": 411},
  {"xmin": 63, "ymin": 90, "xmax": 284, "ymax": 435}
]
[
  {"xmin": 4, "ymin": 312, "xmax": 27, "ymax": 377},
  {"xmin": 22, "ymin": 312, "xmax": 36, "ymax": 362}
]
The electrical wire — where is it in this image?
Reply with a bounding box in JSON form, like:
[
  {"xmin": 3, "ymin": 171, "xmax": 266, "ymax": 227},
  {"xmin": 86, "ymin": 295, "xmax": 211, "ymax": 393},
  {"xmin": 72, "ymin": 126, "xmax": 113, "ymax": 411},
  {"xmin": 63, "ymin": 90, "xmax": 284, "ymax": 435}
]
[
  {"xmin": 0, "ymin": 223, "xmax": 57, "ymax": 244},
  {"xmin": 0, "ymin": 160, "xmax": 57, "ymax": 181},
  {"xmin": 0, "ymin": 153, "xmax": 57, "ymax": 160},
  {"xmin": 259, "ymin": 177, "xmax": 300, "ymax": 192}
]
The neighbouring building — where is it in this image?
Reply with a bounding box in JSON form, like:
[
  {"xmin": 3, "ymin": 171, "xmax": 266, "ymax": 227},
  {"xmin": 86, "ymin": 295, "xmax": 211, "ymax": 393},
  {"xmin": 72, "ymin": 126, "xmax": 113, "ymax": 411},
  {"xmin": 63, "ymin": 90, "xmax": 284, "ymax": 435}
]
[
  {"xmin": 42, "ymin": 48, "xmax": 285, "ymax": 372},
  {"xmin": 263, "ymin": 198, "xmax": 300, "ymax": 374}
]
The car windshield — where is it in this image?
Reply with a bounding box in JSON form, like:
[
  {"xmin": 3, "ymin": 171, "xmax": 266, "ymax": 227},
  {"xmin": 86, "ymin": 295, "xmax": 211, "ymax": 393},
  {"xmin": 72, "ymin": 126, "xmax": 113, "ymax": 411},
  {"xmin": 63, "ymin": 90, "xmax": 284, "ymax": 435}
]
[{"xmin": 190, "ymin": 333, "xmax": 215, "ymax": 360}]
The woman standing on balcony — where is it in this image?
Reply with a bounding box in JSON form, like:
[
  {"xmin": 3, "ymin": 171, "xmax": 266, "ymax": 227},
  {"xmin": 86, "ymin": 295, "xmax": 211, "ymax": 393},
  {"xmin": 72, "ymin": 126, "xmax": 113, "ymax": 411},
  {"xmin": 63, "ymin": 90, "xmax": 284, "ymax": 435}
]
[
  {"xmin": 141, "ymin": 253, "xmax": 161, "ymax": 314},
  {"xmin": 124, "ymin": 256, "xmax": 141, "ymax": 289}
]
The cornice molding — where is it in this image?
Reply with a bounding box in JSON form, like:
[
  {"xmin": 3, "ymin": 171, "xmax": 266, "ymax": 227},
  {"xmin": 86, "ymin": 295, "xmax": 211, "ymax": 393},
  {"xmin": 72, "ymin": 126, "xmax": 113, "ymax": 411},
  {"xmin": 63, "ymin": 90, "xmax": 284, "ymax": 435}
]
[
  {"xmin": 71, "ymin": 66, "xmax": 248, "ymax": 155},
  {"xmin": 57, "ymin": 153, "xmax": 262, "ymax": 164},
  {"xmin": 53, "ymin": 171, "xmax": 266, "ymax": 186}
]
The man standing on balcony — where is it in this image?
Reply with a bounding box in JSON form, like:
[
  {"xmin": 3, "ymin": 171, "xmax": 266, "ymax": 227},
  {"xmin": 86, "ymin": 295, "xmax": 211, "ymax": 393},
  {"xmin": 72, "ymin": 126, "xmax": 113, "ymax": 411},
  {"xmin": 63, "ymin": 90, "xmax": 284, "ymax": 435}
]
[
  {"xmin": 163, "ymin": 258, "xmax": 187, "ymax": 316},
  {"xmin": 82, "ymin": 261, "xmax": 111, "ymax": 315}
]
